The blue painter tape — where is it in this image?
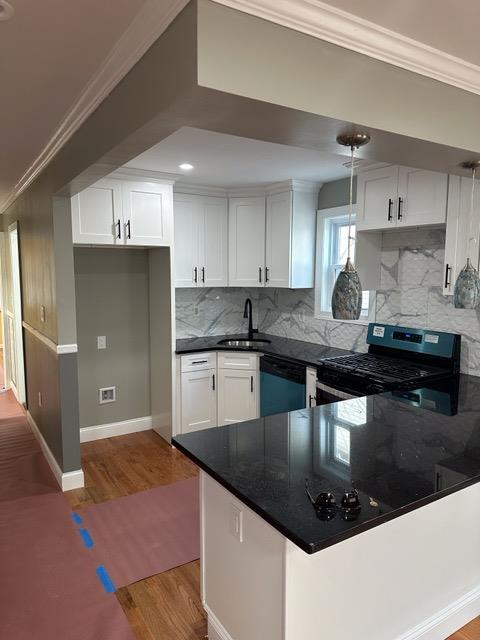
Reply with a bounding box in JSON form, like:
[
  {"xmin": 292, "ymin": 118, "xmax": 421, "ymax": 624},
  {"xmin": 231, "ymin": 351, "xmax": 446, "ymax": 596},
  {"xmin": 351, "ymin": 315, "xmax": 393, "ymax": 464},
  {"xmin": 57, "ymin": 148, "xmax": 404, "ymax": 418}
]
[
  {"xmin": 96, "ymin": 566, "xmax": 116, "ymax": 594},
  {"xmin": 72, "ymin": 512, "xmax": 83, "ymax": 525},
  {"xmin": 79, "ymin": 528, "xmax": 94, "ymax": 549}
]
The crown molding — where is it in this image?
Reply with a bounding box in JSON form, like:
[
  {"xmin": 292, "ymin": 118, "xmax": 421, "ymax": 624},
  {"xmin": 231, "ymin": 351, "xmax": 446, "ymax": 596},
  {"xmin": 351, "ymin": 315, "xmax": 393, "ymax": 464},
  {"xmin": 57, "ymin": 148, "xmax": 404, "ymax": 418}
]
[
  {"xmin": 213, "ymin": 0, "xmax": 480, "ymax": 96},
  {"xmin": 174, "ymin": 183, "xmax": 229, "ymax": 197},
  {"xmin": 112, "ymin": 167, "xmax": 181, "ymax": 184},
  {"xmin": 175, "ymin": 179, "xmax": 322, "ymax": 198},
  {"xmin": 0, "ymin": 0, "xmax": 189, "ymax": 214}
]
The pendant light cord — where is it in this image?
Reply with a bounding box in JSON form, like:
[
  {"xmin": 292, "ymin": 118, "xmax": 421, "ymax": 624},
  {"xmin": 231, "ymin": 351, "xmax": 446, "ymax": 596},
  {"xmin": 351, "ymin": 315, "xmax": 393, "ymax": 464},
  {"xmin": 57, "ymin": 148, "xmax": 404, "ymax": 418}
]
[
  {"xmin": 468, "ymin": 167, "xmax": 477, "ymax": 262},
  {"xmin": 347, "ymin": 144, "xmax": 355, "ymax": 261}
]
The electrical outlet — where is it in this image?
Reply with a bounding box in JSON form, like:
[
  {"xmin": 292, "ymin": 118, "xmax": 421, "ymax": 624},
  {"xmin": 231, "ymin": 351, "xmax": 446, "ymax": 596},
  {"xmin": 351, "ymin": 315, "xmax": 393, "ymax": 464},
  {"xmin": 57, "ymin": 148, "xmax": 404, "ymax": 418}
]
[
  {"xmin": 40, "ymin": 306, "xmax": 46, "ymax": 323},
  {"xmin": 99, "ymin": 386, "xmax": 116, "ymax": 404},
  {"xmin": 97, "ymin": 336, "xmax": 107, "ymax": 350}
]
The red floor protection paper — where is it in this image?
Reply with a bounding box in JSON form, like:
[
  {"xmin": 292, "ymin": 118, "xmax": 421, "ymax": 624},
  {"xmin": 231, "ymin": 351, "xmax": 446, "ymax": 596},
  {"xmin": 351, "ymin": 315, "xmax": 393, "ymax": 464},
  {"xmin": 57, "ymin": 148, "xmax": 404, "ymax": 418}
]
[{"xmin": 79, "ymin": 476, "xmax": 200, "ymax": 587}]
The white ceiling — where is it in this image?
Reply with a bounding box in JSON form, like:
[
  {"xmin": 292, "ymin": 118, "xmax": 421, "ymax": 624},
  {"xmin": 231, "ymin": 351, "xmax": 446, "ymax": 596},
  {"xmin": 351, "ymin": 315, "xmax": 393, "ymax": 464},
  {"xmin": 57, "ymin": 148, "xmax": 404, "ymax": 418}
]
[
  {"xmin": 125, "ymin": 127, "xmax": 358, "ymax": 187},
  {"xmin": 0, "ymin": 0, "xmax": 148, "ymax": 207},
  {"xmin": 322, "ymin": 0, "xmax": 480, "ymax": 66}
]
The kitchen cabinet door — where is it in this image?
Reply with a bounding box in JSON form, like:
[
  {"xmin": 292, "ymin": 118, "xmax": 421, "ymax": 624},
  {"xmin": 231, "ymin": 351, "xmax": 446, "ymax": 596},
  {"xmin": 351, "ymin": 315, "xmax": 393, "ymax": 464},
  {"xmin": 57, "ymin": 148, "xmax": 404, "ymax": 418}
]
[
  {"xmin": 217, "ymin": 369, "xmax": 259, "ymax": 426},
  {"xmin": 306, "ymin": 367, "xmax": 317, "ymax": 409},
  {"xmin": 123, "ymin": 181, "xmax": 172, "ymax": 246},
  {"xmin": 202, "ymin": 197, "xmax": 228, "ymax": 287},
  {"xmin": 181, "ymin": 369, "xmax": 217, "ymax": 433},
  {"xmin": 265, "ymin": 191, "xmax": 292, "ymax": 288},
  {"xmin": 443, "ymin": 175, "xmax": 480, "ymax": 295},
  {"xmin": 356, "ymin": 166, "xmax": 398, "ymax": 231},
  {"xmin": 229, "ymin": 197, "xmax": 266, "ymax": 287},
  {"xmin": 71, "ymin": 178, "xmax": 122, "ymax": 244},
  {"xmin": 174, "ymin": 194, "xmax": 202, "ymax": 287},
  {"xmin": 397, "ymin": 167, "xmax": 447, "ymax": 227}
]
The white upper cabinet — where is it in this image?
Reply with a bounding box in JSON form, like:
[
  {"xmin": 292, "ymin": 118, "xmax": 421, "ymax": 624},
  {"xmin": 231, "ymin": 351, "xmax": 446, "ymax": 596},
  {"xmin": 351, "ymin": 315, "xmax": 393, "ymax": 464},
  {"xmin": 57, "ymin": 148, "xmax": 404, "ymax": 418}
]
[
  {"xmin": 228, "ymin": 185, "xmax": 317, "ymax": 288},
  {"xmin": 357, "ymin": 166, "xmax": 447, "ymax": 231},
  {"xmin": 202, "ymin": 197, "xmax": 228, "ymax": 287},
  {"xmin": 229, "ymin": 197, "xmax": 266, "ymax": 287},
  {"xmin": 122, "ymin": 181, "xmax": 172, "ymax": 246},
  {"xmin": 397, "ymin": 167, "xmax": 448, "ymax": 227},
  {"xmin": 72, "ymin": 174, "xmax": 173, "ymax": 247},
  {"xmin": 71, "ymin": 178, "xmax": 123, "ymax": 245},
  {"xmin": 443, "ymin": 175, "xmax": 480, "ymax": 296},
  {"xmin": 265, "ymin": 191, "xmax": 291, "ymax": 287},
  {"xmin": 174, "ymin": 193, "xmax": 228, "ymax": 287}
]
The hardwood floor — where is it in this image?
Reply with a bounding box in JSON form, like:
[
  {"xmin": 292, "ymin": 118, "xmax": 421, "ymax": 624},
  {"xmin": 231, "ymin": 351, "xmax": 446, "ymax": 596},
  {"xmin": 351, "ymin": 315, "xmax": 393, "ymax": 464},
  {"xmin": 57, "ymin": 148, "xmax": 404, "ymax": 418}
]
[
  {"xmin": 66, "ymin": 430, "xmax": 207, "ymax": 640},
  {"xmin": 66, "ymin": 428, "xmax": 478, "ymax": 640}
]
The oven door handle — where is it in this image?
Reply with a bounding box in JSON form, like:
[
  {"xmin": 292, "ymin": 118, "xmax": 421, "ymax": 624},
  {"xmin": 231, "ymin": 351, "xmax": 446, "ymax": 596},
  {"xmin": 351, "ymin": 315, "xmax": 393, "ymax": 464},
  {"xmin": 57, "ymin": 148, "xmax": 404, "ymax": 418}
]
[{"xmin": 316, "ymin": 381, "xmax": 360, "ymax": 401}]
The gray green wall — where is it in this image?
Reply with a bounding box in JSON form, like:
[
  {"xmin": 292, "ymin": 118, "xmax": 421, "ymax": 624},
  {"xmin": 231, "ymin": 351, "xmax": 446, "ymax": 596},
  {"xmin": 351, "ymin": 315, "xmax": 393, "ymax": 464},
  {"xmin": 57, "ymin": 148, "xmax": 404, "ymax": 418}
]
[
  {"xmin": 74, "ymin": 248, "xmax": 150, "ymax": 428},
  {"xmin": 318, "ymin": 176, "xmax": 357, "ymax": 209}
]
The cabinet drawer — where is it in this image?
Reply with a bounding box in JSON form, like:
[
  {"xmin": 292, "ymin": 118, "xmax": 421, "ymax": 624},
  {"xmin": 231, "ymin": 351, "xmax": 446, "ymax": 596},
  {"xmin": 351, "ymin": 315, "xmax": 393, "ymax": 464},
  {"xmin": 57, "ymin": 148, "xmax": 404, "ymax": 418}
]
[
  {"xmin": 217, "ymin": 352, "xmax": 259, "ymax": 371},
  {"xmin": 181, "ymin": 352, "xmax": 216, "ymax": 373}
]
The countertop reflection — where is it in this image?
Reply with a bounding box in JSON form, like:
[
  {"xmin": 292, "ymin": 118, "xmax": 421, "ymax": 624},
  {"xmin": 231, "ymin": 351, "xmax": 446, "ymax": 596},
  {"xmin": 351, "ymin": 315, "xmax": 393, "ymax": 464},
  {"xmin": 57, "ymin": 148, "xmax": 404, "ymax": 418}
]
[{"xmin": 173, "ymin": 374, "xmax": 480, "ymax": 553}]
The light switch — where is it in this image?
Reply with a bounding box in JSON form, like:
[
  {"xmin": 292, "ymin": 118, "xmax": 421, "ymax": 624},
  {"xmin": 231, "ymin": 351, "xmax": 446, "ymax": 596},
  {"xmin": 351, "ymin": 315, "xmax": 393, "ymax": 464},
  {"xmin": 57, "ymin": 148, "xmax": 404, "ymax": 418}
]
[
  {"xmin": 97, "ymin": 336, "xmax": 107, "ymax": 350},
  {"xmin": 230, "ymin": 504, "xmax": 243, "ymax": 543}
]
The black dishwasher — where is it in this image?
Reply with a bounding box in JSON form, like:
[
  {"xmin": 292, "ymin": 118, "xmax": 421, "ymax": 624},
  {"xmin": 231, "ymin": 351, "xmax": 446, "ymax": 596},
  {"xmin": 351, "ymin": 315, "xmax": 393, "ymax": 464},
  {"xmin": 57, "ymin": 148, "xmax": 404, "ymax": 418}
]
[{"xmin": 260, "ymin": 355, "xmax": 306, "ymax": 417}]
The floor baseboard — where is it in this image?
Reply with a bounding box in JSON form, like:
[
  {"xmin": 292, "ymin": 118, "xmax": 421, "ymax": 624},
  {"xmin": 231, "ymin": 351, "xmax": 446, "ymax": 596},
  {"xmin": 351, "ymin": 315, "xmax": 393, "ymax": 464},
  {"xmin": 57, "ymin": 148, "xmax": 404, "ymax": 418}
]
[
  {"xmin": 26, "ymin": 411, "xmax": 84, "ymax": 491},
  {"xmin": 80, "ymin": 415, "xmax": 153, "ymax": 443},
  {"xmin": 397, "ymin": 584, "xmax": 480, "ymax": 640}
]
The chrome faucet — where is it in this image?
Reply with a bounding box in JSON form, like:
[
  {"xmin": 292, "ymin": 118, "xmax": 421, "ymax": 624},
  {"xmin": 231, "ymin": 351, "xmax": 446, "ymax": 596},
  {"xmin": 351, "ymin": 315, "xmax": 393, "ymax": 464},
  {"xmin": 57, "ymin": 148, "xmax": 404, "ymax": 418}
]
[{"xmin": 243, "ymin": 298, "xmax": 258, "ymax": 340}]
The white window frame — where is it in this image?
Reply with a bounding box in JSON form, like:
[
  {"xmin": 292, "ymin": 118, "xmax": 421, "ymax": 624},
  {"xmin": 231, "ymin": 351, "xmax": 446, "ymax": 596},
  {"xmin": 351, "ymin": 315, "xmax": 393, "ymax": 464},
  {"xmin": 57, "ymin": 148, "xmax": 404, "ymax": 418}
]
[{"xmin": 314, "ymin": 206, "xmax": 376, "ymax": 324}]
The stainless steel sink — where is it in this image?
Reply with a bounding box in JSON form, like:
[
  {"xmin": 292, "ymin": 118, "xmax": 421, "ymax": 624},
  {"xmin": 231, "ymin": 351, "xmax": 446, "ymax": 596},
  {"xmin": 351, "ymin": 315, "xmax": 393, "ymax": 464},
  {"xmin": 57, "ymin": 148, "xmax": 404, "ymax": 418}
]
[{"xmin": 217, "ymin": 338, "xmax": 271, "ymax": 348}]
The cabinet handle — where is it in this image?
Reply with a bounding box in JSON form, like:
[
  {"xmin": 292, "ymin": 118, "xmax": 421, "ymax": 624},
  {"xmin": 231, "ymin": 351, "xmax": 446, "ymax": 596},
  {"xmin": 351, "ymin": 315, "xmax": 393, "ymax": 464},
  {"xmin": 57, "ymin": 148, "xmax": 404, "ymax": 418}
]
[
  {"xmin": 397, "ymin": 197, "xmax": 403, "ymax": 221},
  {"xmin": 387, "ymin": 198, "xmax": 393, "ymax": 221},
  {"xmin": 212, "ymin": 373, "xmax": 215, "ymax": 391},
  {"xmin": 126, "ymin": 219, "xmax": 131, "ymax": 239},
  {"xmin": 202, "ymin": 267, "xmax": 205, "ymax": 283},
  {"xmin": 116, "ymin": 219, "xmax": 121, "ymax": 240},
  {"xmin": 444, "ymin": 263, "xmax": 452, "ymax": 289},
  {"xmin": 194, "ymin": 267, "xmax": 198, "ymax": 284},
  {"xmin": 309, "ymin": 394, "xmax": 315, "ymax": 408},
  {"xmin": 192, "ymin": 359, "xmax": 208, "ymax": 365},
  {"xmin": 250, "ymin": 375, "xmax": 254, "ymax": 393},
  {"xmin": 265, "ymin": 267, "xmax": 270, "ymax": 283},
  {"xmin": 258, "ymin": 267, "xmax": 262, "ymax": 283}
]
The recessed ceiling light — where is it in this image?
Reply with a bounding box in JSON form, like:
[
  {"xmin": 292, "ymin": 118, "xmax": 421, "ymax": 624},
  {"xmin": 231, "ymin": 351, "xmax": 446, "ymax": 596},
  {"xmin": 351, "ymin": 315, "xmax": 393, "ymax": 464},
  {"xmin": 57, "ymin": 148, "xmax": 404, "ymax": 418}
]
[
  {"xmin": 179, "ymin": 163, "xmax": 194, "ymax": 171},
  {"xmin": 0, "ymin": 1, "xmax": 14, "ymax": 21}
]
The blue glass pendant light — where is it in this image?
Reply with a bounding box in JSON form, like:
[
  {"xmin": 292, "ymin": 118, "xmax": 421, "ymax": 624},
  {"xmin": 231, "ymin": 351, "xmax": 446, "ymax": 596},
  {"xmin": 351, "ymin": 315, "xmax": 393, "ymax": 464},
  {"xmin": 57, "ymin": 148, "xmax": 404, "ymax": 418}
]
[
  {"xmin": 332, "ymin": 132, "xmax": 371, "ymax": 320},
  {"xmin": 454, "ymin": 161, "xmax": 480, "ymax": 309}
]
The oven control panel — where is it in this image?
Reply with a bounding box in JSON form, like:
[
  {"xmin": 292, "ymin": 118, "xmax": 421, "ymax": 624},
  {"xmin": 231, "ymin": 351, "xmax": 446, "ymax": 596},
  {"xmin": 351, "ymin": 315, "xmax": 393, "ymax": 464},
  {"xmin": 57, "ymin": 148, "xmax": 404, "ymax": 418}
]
[{"xmin": 367, "ymin": 323, "xmax": 460, "ymax": 361}]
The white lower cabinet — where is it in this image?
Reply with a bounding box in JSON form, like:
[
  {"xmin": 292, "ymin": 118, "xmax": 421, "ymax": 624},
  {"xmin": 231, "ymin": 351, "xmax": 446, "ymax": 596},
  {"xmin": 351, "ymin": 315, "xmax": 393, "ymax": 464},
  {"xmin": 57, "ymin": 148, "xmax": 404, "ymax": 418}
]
[
  {"xmin": 181, "ymin": 368, "xmax": 217, "ymax": 433},
  {"xmin": 217, "ymin": 368, "xmax": 259, "ymax": 426},
  {"xmin": 178, "ymin": 351, "xmax": 259, "ymax": 432}
]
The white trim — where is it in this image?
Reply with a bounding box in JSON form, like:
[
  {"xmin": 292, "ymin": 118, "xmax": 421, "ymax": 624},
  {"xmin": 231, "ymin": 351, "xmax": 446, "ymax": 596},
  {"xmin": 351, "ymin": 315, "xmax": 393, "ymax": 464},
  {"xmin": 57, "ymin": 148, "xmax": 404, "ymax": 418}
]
[
  {"xmin": 56, "ymin": 343, "xmax": 78, "ymax": 355},
  {"xmin": 26, "ymin": 410, "xmax": 85, "ymax": 491},
  {"xmin": 213, "ymin": 0, "xmax": 480, "ymax": 96},
  {"xmin": 80, "ymin": 415, "xmax": 153, "ymax": 442},
  {"xmin": 0, "ymin": 0, "xmax": 190, "ymax": 213},
  {"xmin": 22, "ymin": 322, "xmax": 78, "ymax": 354},
  {"xmin": 396, "ymin": 584, "xmax": 480, "ymax": 640},
  {"xmin": 111, "ymin": 168, "xmax": 180, "ymax": 184},
  {"xmin": 174, "ymin": 183, "xmax": 229, "ymax": 198},
  {"xmin": 175, "ymin": 179, "xmax": 322, "ymax": 199},
  {"xmin": 205, "ymin": 605, "xmax": 234, "ymax": 640}
]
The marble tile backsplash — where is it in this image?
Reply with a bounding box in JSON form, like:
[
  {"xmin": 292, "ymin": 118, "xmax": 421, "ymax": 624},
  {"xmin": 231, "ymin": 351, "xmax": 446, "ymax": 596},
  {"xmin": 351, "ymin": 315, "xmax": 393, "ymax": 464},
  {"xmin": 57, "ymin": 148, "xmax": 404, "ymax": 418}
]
[{"xmin": 175, "ymin": 228, "xmax": 480, "ymax": 375}]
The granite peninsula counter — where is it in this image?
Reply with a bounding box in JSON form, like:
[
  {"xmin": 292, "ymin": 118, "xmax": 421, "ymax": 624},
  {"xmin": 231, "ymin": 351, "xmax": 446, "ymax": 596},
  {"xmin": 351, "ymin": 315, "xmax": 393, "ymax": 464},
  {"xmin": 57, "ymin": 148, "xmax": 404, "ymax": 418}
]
[{"xmin": 173, "ymin": 374, "xmax": 480, "ymax": 640}]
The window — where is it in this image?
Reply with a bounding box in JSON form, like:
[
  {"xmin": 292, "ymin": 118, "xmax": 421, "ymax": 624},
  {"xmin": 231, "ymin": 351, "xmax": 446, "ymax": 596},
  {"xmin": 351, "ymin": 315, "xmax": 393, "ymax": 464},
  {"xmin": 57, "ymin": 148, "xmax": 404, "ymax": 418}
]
[{"xmin": 315, "ymin": 206, "xmax": 375, "ymax": 321}]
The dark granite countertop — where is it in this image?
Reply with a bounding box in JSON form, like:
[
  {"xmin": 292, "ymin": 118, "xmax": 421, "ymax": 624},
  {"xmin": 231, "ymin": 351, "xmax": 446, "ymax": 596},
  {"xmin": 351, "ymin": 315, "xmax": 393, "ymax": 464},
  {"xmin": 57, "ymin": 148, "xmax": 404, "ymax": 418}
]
[
  {"xmin": 173, "ymin": 374, "xmax": 480, "ymax": 554},
  {"xmin": 176, "ymin": 332, "xmax": 351, "ymax": 367}
]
